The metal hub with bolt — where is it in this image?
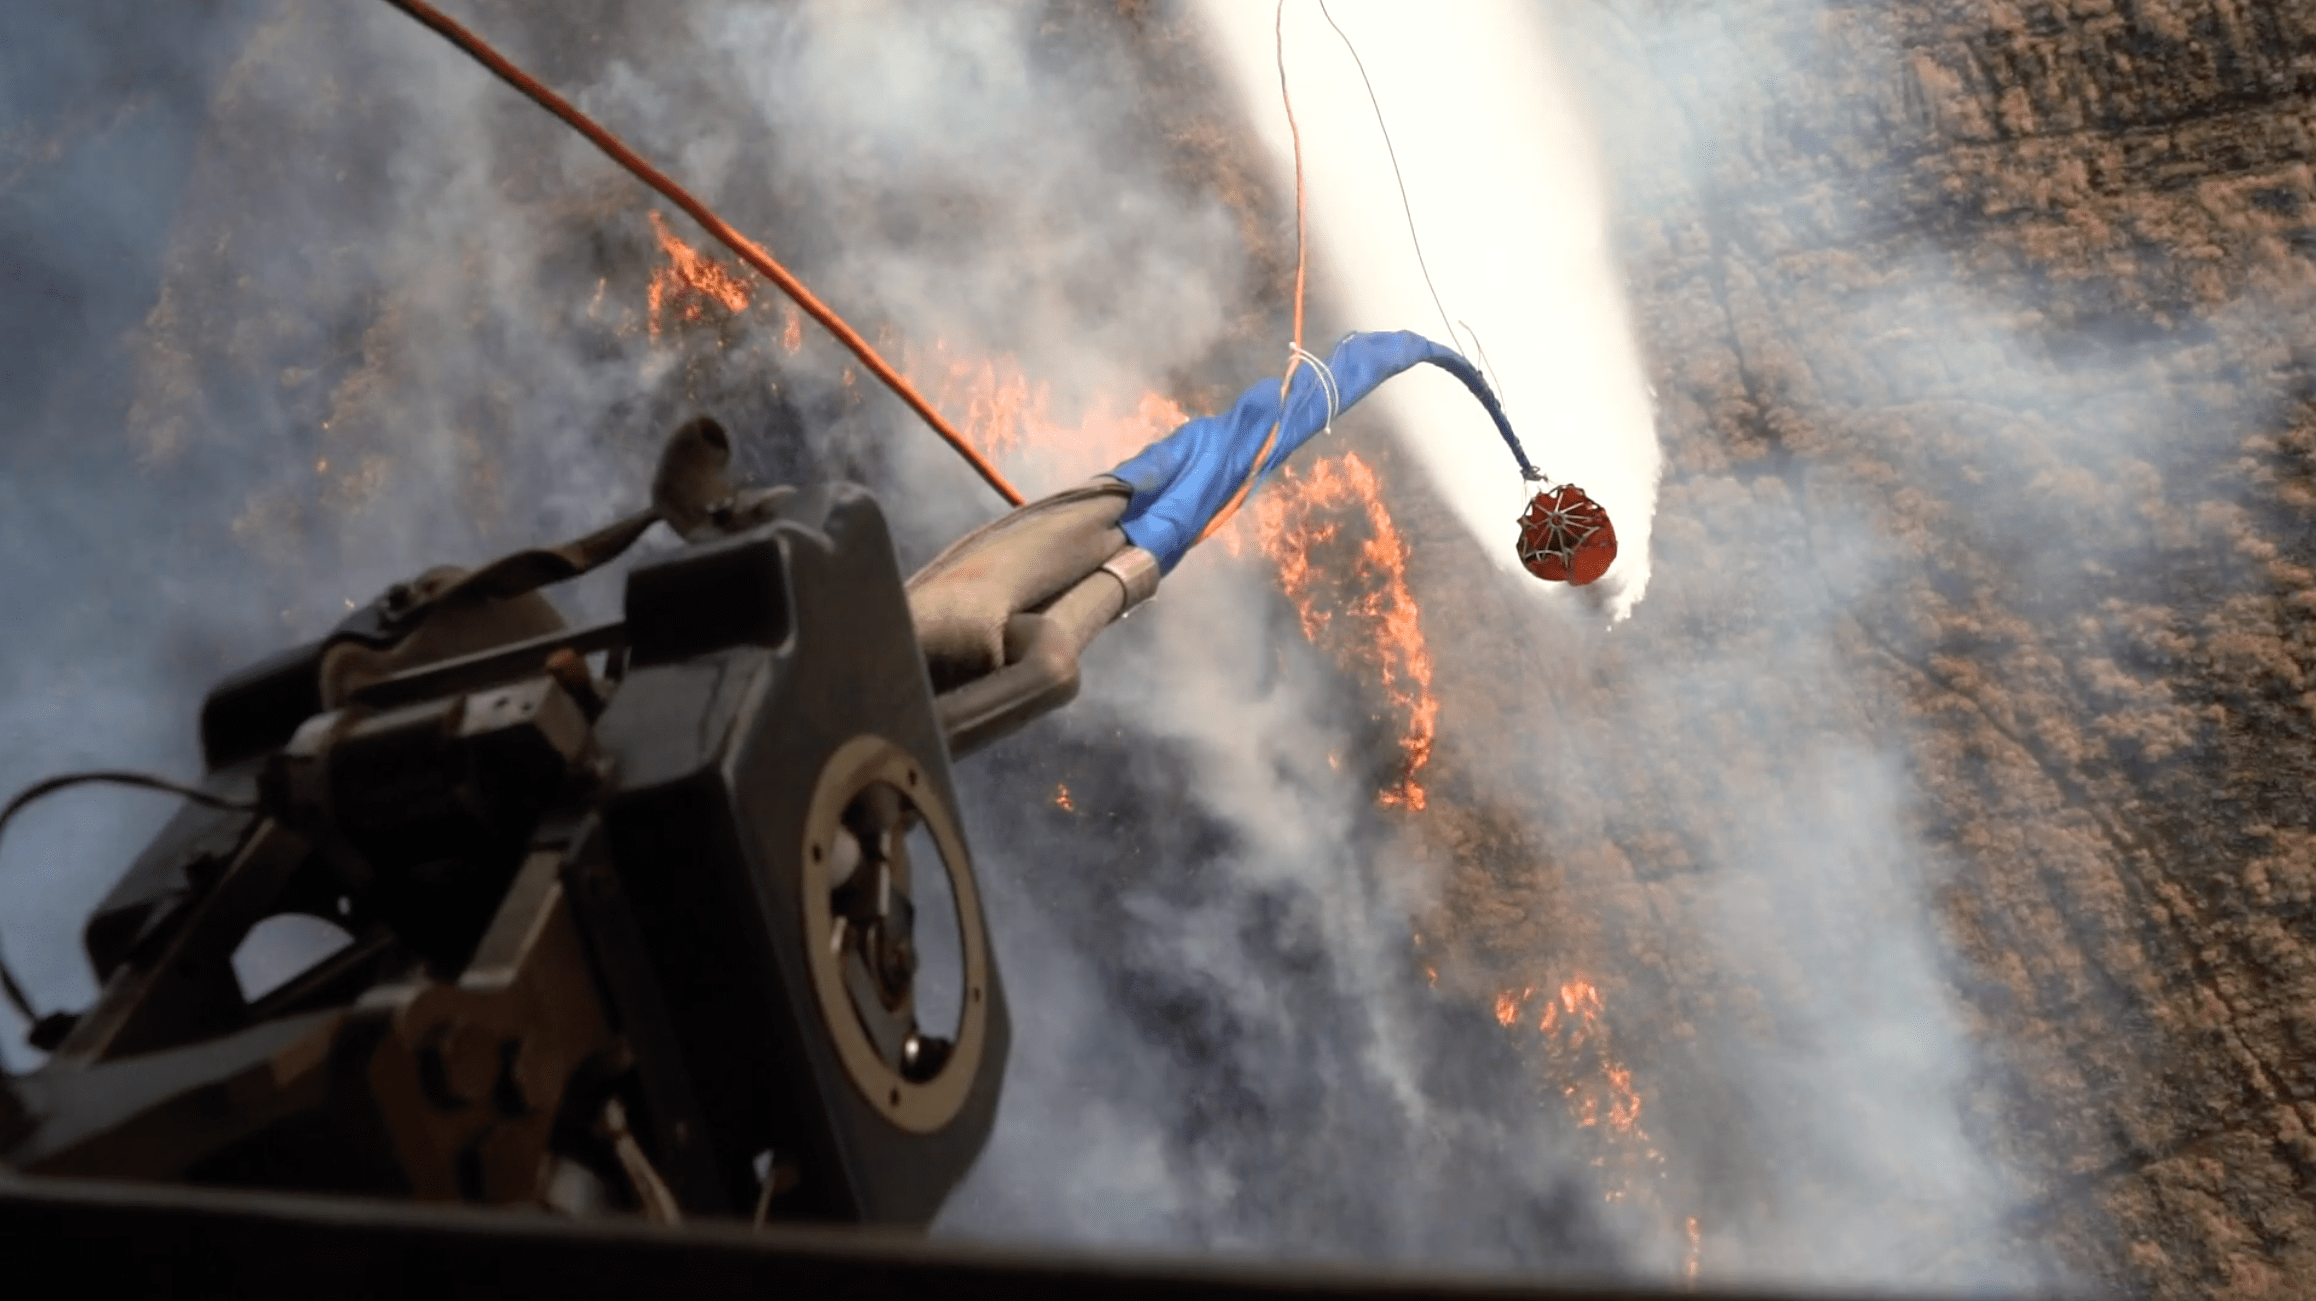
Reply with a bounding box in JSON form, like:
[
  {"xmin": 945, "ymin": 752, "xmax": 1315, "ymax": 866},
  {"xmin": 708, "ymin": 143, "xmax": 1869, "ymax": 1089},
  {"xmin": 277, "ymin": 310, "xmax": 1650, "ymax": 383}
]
[{"xmin": 799, "ymin": 736, "xmax": 990, "ymax": 1135}]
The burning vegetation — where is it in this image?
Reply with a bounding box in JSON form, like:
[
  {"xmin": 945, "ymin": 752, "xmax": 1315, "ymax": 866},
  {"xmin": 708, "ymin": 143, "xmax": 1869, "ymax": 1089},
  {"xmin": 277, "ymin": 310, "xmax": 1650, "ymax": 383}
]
[
  {"xmin": 645, "ymin": 211, "xmax": 752, "ymax": 340},
  {"xmin": 1498, "ymin": 976, "xmax": 1697, "ymax": 1271},
  {"xmin": 1250, "ymin": 452, "xmax": 1438, "ymax": 811}
]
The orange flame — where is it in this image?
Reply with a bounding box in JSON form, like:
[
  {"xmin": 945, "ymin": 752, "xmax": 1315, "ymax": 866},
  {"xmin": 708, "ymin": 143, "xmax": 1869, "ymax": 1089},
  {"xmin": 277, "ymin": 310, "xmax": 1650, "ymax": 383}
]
[
  {"xmin": 910, "ymin": 342, "xmax": 1184, "ymax": 495},
  {"xmin": 1684, "ymin": 1216, "xmax": 1702, "ymax": 1282},
  {"xmin": 1251, "ymin": 454, "xmax": 1439, "ymax": 810},
  {"xmin": 647, "ymin": 211, "xmax": 753, "ymax": 340},
  {"xmin": 1054, "ymin": 783, "xmax": 1075, "ymax": 812},
  {"xmin": 1498, "ymin": 975, "xmax": 1670, "ymax": 1221},
  {"xmin": 781, "ymin": 303, "xmax": 803, "ymax": 354},
  {"xmin": 1529, "ymin": 978, "xmax": 1644, "ymax": 1136},
  {"xmin": 1606, "ymin": 1063, "xmax": 1643, "ymax": 1133}
]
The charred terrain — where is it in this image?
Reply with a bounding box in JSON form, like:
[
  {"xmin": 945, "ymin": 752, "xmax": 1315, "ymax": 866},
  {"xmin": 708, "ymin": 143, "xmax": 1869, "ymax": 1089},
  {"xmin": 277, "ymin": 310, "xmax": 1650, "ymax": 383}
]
[
  {"xmin": 1476, "ymin": 1, "xmax": 2316, "ymax": 1295},
  {"xmin": 7, "ymin": 0, "xmax": 2316, "ymax": 1297}
]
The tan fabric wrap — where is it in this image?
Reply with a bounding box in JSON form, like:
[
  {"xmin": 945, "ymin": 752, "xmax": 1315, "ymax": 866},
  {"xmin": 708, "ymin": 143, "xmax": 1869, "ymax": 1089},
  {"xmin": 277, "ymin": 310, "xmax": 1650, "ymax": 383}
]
[{"xmin": 906, "ymin": 480, "xmax": 1132, "ymax": 686}]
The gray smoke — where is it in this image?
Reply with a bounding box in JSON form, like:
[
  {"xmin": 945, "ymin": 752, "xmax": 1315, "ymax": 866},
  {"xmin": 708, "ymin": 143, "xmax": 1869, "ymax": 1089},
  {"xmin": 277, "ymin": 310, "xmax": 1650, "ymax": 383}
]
[
  {"xmin": 11, "ymin": 0, "xmax": 2255, "ymax": 1294},
  {"xmin": 1443, "ymin": 0, "xmax": 2299, "ymax": 1292},
  {"xmin": 0, "ymin": 0, "xmax": 1619, "ymax": 1278},
  {"xmin": 0, "ymin": 0, "xmax": 276, "ymax": 1061}
]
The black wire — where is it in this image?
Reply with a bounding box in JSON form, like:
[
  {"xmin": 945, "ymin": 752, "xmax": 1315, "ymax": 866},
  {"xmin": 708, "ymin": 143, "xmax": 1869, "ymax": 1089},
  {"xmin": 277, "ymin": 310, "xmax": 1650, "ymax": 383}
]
[
  {"xmin": 1314, "ymin": 0, "xmax": 1461, "ymax": 354},
  {"xmin": 0, "ymin": 771, "xmax": 258, "ymax": 1031}
]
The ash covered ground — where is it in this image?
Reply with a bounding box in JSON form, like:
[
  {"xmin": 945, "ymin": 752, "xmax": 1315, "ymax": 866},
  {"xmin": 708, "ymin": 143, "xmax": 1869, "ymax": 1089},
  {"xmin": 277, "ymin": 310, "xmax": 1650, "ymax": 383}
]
[{"xmin": 6, "ymin": 2, "xmax": 2316, "ymax": 1298}]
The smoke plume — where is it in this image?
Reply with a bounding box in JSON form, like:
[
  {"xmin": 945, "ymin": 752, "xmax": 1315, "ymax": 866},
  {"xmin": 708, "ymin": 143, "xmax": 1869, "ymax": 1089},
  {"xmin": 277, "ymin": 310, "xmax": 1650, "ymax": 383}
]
[{"xmin": 14, "ymin": 0, "xmax": 2283, "ymax": 1295}]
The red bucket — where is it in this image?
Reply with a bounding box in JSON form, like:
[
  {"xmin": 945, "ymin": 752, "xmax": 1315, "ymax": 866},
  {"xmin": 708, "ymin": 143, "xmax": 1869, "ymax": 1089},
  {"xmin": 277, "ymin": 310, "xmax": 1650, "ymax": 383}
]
[{"xmin": 1516, "ymin": 485, "xmax": 1617, "ymax": 586}]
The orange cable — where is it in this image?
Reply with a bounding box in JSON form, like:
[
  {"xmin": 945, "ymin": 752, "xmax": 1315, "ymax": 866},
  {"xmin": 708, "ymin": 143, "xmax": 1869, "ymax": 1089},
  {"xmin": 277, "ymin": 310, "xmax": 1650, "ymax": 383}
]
[
  {"xmin": 1196, "ymin": 0, "xmax": 1309, "ymax": 545},
  {"xmin": 380, "ymin": 0, "xmax": 1024, "ymax": 507},
  {"xmin": 1285, "ymin": 0, "xmax": 1308, "ymax": 353}
]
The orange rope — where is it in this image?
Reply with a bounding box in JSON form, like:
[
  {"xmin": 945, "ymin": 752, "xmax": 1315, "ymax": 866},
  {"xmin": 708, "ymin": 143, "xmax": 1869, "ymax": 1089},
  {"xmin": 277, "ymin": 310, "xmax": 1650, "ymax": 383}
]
[
  {"xmin": 1284, "ymin": 3, "xmax": 1308, "ymax": 353},
  {"xmin": 381, "ymin": 0, "xmax": 1025, "ymax": 507},
  {"xmin": 1196, "ymin": 0, "xmax": 1310, "ymax": 545}
]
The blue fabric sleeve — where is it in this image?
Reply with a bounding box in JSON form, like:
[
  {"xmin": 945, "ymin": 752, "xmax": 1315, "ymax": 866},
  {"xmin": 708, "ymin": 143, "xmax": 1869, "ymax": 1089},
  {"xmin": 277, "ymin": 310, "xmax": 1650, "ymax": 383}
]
[{"xmin": 1109, "ymin": 331, "xmax": 1531, "ymax": 571}]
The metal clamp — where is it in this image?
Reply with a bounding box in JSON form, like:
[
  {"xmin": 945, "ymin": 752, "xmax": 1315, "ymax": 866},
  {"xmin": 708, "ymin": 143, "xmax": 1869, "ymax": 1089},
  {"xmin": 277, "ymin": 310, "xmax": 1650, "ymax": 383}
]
[{"xmin": 1097, "ymin": 546, "xmax": 1162, "ymax": 615}]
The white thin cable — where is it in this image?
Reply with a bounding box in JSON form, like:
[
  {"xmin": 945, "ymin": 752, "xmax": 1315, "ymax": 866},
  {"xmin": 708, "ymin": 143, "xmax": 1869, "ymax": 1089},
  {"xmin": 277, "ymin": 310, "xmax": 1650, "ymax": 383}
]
[{"xmin": 1286, "ymin": 341, "xmax": 1342, "ymax": 433}]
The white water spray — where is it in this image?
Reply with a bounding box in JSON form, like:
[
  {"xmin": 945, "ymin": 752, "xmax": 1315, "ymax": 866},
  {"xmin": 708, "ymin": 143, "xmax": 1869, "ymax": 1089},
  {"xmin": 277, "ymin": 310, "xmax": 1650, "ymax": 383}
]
[{"xmin": 1191, "ymin": 0, "xmax": 1660, "ymax": 619}]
